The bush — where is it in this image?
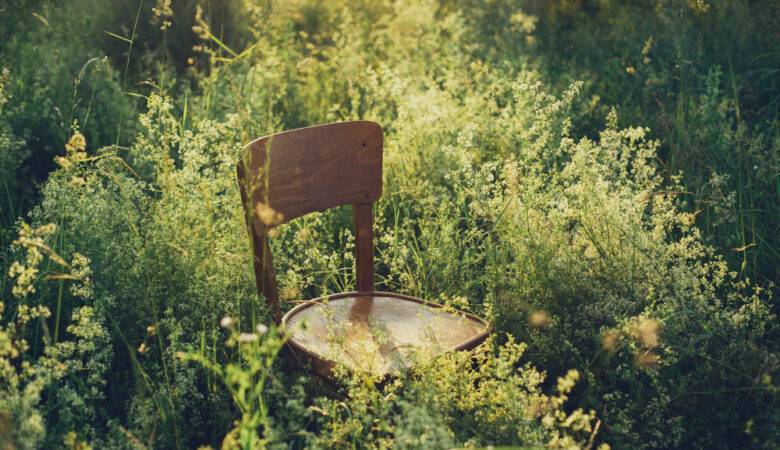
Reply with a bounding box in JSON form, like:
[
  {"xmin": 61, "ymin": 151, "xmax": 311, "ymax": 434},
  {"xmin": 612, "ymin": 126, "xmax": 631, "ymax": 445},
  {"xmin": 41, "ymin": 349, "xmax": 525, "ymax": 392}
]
[
  {"xmin": 1, "ymin": 222, "xmax": 109, "ymax": 449},
  {"xmin": 478, "ymin": 0, "xmax": 780, "ymax": 290},
  {"xmin": 1, "ymin": 0, "xmax": 777, "ymax": 448}
]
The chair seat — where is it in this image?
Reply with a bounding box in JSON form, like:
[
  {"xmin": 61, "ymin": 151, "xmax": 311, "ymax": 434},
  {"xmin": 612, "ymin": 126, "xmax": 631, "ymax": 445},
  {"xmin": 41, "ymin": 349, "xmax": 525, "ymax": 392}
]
[{"xmin": 282, "ymin": 292, "xmax": 490, "ymax": 377}]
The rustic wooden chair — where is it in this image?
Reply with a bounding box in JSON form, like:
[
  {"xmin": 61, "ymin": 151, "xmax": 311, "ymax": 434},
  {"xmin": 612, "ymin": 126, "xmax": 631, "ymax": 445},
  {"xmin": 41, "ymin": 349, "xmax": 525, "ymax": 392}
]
[{"xmin": 237, "ymin": 121, "xmax": 490, "ymax": 378}]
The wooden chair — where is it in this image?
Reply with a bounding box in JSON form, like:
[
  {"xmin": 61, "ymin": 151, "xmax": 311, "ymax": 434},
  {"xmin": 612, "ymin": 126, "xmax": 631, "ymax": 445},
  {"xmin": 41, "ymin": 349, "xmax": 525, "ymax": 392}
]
[{"xmin": 237, "ymin": 121, "xmax": 490, "ymax": 378}]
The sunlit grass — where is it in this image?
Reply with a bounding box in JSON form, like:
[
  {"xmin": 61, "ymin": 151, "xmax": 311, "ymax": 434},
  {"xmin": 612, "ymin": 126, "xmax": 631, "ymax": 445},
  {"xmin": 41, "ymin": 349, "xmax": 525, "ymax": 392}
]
[{"xmin": 0, "ymin": 1, "xmax": 777, "ymax": 449}]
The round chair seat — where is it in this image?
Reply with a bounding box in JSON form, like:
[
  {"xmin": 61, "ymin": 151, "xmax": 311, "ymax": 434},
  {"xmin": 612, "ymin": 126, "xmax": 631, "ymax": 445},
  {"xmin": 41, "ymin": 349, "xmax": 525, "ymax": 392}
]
[{"xmin": 282, "ymin": 292, "xmax": 490, "ymax": 377}]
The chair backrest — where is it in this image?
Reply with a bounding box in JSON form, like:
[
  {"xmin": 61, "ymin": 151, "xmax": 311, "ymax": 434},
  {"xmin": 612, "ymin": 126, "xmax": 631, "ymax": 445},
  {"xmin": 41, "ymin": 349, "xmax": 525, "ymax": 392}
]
[{"xmin": 237, "ymin": 121, "xmax": 383, "ymax": 323}]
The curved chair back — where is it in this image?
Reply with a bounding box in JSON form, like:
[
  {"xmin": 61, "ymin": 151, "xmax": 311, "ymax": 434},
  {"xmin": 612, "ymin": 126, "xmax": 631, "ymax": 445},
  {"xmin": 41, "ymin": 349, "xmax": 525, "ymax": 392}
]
[{"xmin": 237, "ymin": 121, "xmax": 383, "ymax": 322}]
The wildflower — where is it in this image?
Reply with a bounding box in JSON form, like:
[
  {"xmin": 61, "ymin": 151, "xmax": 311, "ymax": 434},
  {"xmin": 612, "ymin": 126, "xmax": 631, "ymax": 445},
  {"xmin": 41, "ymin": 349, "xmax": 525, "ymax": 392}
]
[
  {"xmin": 65, "ymin": 131, "xmax": 86, "ymax": 155},
  {"xmin": 55, "ymin": 156, "xmax": 74, "ymax": 170},
  {"xmin": 636, "ymin": 318, "xmax": 660, "ymax": 348},
  {"xmin": 255, "ymin": 324, "xmax": 268, "ymax": 335},
  {"xmin": 238, "ymin": 333, "xmax": 258, "ymax": 344},
  {"xmin": 557, "ymin": 369, "xmax": 580, "ymax": 393},
  {"xmin": 146, "ymin": 325, "xmax": 157, "ymax": 336},
  {"xmin": 57, "ymin": 131, "xmax": 88, "ymax": 170},
  {"xmin": 152, "ymin": 0, "xmax": 172, "ymax": 17},
  {"xmin": 8, "ymin": 261, "xmax": 37, "ymax": 298},
  {"xmin": 152, "ymin": 0, "xmax": 173, "ymax": 30},
  {"xmin": 641, "ymin": 37, "xmax": 653, "ymax": 65},
  {"xmin": 563, "ymin": 408, "xmax": 592, "ymax": 431},
  {"xmin": 602, "ymin": 331, "xmax": 620, "ymax": 352},
  {"xmin": 445, "ymin": 295, "xmax": 469, "ymax": 310},
  {"xmin": 220, "ymin": 316, "xmax": 234, "ymax": 329},
  {"xmin": 296, "ymin": 227, "xmax": 311, "ymax": 242},
  {"xmin": 635, "ymin": 350, "xmax": 660, "ymax": 370},
  {"xmin": 63, "ymin": 431, "xmax": 91, "ymax": 450},
  {"xmin": 9, "ymin": 222, "xmax": 59, "ymax": 298},
  {"xmin": 529, "ymin": 310, "xmax": 549, "ymax": 328},
  {"xmin": 509, "ymin": 10, "xmax": 537, "ymax": 34},
  {"xmin": 192, "ymin": 5, "xmax": 211, "ymax": 40},
  {"xmin": 137, "ymin": 343, "xmax": 147, "ymax": 355},
  {"xmin": 68, "ymin": 176, "xmax": 86, "ymax": 188},
  {"xmin": 68, "ymin": 253, "xmax": 93, "ymax": 299},
  {"xmin": 280, "ymin": 285, "xmax": 300, "ymax": 301},
  {"xmin": 255, "ymin": 203, "xmax": 284, "ymax": 226},
  {"xmin": 526, "ymin": 398, "xmax": 544, "ymax": 418},
  {"xmin": 626, "ymin": 66, "xmax": 636, "ymax": 75},
  {"xmin": 690, "ymin": 0, "xmax": 711, "ymax": 13}
]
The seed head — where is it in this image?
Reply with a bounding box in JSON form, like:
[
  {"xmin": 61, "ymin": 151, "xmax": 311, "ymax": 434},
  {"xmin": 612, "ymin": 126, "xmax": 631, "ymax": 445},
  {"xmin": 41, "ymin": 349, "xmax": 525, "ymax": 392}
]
[
  {"xmin": 637, "ymin": 318, "xmax": 660, "ymax": 348},
  {"xmin": 635, "ymin": 350, "xmax": 661, "ymax": 370},
  {"xmin": 602, "ymin": 331, "xmax": 620, "ymax": 352},
  {"xmin": 238, "ymin": 332, "xmax": 258, "ymax": 343},
  {"xmin": 529, "ymin": 310, "xmax": 549, "ymax": 329},
  {"xmin": 220, "ymin": 316, "xmax": 234, "ymax": 329}
]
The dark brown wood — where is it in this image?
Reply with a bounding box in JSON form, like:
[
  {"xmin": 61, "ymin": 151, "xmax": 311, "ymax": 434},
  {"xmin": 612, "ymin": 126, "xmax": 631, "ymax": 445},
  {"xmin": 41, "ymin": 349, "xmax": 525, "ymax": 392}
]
[
  {"xmin": 256, "ymin": 236, "xmax": 281, "ymax": 323},
  {"xmin": 237, "ymin": 122, "xmax": 382, "ymax": 322},
  {"xmin": 237, "ymin": 121, "xmax": 491, "ymax": 378},
  {"xmin": 237, "ymin": 164, "xmax": 281, "ymax": 323},
  {"xmin": 240, "ymin": 121, "xmax": 382, "ymax": 231},
  {"xmin": 353, "ymin": 203, "xmax": 374, "ymax": 293}
]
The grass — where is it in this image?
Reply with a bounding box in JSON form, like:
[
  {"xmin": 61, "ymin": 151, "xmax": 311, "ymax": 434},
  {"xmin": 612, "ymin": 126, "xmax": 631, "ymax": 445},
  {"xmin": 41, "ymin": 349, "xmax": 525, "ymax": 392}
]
[{"xmin": 0, "ymin": 1, "xmax": 777, "ymax": 449}]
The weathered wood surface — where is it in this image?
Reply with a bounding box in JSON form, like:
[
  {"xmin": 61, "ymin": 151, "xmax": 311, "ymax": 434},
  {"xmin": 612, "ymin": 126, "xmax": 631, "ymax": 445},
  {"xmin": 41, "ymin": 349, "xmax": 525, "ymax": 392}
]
[
  {"xmin": 284, "ymin": 292, "xmax": 490, "ymax": 377},
  {"xmin": 239, "ymin": 120, "xmax": 382, "ymax": 227}
]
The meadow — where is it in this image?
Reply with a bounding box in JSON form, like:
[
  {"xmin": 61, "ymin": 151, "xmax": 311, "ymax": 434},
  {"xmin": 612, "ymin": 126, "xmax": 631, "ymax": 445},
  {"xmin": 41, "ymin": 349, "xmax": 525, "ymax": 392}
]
[{"xmin": 0, "ymin": 1, "xmax": 777, "ymax": 449}]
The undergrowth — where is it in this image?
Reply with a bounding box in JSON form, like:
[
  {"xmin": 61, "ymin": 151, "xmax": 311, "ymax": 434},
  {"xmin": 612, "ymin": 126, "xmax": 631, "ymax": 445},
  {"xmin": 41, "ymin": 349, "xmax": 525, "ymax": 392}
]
[{"xmin": 0, "ymin": 0, "xmax": 777, "ymax": 449}]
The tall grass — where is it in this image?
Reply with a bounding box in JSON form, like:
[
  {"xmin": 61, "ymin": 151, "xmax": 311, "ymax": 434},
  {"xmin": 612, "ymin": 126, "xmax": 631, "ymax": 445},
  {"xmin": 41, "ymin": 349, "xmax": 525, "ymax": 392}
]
[
  {"xmin": 0, "ymin": 1, "xmax": 777, "ymax": 449},
  {"xmin": 485, "ymin": 0, "xmax": 780, "ymax": 291}
]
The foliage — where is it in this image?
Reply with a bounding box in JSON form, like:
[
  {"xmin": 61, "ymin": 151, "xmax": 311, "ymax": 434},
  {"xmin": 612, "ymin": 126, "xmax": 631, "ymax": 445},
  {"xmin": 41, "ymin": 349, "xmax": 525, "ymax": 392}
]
[
  {"xmin": 0, "ymin": 67, "xmax": 25, "ymax": 246},
  {"xmin": 0, "ymin": 0, "xmax": 137, "ymax": 234},
  {"xmin": 184, "ymin": 329, "xmax": 607, "ymax": 450},
  {"xmin": 472, "ymin": 0, "xmax": 780, "ymax": 290},
  {"xmin": 1, "ymin": 222, "xmax": 108, "ymax": 449},
  {"xmin": 180, "ymin": 320, "xmax": 285, "ymax": 450},
  {"xmin": 0, "ymin": 0, "xmax": 777, "ymax": 449}
]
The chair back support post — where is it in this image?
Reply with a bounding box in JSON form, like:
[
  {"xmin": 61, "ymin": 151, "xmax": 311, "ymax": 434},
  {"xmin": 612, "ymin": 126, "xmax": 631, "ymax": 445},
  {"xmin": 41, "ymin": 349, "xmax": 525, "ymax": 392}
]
[
  {"xmin": 353, "ymin": 202, "xmax": 374, "ymax": 293},
  {"xmin": 254, "ymin": 233, "xmax": 282, "ymax": 323},
  {"xmin": 237, "ymin": 164, "xmax": 282, "ymax": 323}
]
